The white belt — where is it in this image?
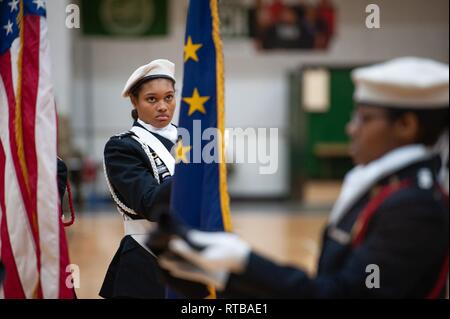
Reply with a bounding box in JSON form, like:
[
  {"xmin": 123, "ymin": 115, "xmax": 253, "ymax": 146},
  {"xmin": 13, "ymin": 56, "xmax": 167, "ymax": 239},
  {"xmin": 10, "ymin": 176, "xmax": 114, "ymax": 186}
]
[{"xmin": 123, "ymin": 219, "xmax": 157, "ymax": 258}]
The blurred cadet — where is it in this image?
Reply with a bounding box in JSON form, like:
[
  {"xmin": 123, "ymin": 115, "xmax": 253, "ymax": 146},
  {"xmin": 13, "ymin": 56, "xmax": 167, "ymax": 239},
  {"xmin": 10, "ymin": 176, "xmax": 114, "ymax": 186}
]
[
  {"xmin": 100, "ymin": 59, "xmax": 178, "ymax": 299},
  {"xmin": 58, "ymin": 157, "xmax": 77, "ymax": 229},
  {"xmin": 57, "ymin": 157, "xmax": 68, "ymax": 204},
  {"xmin": 0, "ymin": 260, "xmax": 4, "ymax": 287},
  {"xmin": 156, "ymin": 57, "xmax": 449, "ymax": 298}
]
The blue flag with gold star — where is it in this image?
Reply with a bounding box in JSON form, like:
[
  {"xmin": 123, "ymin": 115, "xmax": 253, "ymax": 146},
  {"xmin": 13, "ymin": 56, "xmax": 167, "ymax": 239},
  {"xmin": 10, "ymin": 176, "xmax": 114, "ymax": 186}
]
[{"xmin": 171, "ymin": 0, "xmax": 232, "ymax": 238}]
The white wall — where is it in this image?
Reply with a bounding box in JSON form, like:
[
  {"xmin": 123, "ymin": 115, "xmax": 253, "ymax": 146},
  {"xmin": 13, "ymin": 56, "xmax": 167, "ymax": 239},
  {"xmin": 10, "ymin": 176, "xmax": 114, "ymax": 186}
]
[
  {"xmin": 222, "ymin": 0, "xmax": 449, "ymax": 196},
  {"xmin": 47, "ymin": 0, "xmax": 73, "ymax": 116},
  {"xmin": 67, "ymin": 0, "xmax": 448, "ymax": 197}
]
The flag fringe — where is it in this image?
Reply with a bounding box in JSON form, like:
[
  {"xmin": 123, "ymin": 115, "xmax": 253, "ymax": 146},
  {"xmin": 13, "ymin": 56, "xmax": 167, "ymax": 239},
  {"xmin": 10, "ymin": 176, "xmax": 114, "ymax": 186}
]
[{"xmin": 210, "ymin": 0, "xmax": 233, "ymax": 233}]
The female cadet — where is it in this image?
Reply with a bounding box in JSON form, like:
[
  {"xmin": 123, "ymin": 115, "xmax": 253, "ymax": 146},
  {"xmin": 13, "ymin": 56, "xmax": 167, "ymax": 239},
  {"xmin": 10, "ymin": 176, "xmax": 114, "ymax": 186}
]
[
  {"xmin": 155, "ymin": 57, "xmax": 449, "ymax": 298},
  {"xmin": 99, "ymin": 59, "xmax": 178, "ymax": 299}
]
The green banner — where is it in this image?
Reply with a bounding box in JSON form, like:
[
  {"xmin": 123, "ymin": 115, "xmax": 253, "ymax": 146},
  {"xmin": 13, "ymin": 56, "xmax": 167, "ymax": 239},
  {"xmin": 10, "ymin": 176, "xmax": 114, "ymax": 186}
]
[{"xmin": 81, "ymin": 0, "xmax": 168, "ymax": 37}]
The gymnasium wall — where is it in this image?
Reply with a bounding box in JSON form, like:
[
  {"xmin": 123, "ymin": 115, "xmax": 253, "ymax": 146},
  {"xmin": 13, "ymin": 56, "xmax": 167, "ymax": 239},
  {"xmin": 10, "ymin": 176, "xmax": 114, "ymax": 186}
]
[{"xmin": 47, "ymin": 0, "xmax": 449, "ymax": 198}]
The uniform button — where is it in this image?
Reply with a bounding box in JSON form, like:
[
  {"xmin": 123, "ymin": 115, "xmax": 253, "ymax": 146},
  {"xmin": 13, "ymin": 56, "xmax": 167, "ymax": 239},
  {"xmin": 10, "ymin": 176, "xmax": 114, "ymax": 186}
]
[{"xmin": 417, "ymin": 168, "xmax": 433, "ymax": 190}]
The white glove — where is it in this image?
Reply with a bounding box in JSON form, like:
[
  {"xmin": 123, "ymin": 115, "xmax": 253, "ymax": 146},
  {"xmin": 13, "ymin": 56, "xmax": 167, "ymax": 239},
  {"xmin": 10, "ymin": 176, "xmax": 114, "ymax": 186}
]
[
  {"xmin": 168, "ymin": 230, "xmax": 251, "ymax": 274},
  {"xmin": 159, "ymin": 256, "xmax": 229, "ymax": 291}
]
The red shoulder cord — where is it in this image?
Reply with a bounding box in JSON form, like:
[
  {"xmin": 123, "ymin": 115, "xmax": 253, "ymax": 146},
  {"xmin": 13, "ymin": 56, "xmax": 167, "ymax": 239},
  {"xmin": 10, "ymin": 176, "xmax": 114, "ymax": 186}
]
[
  {"xmin": 62, "ymin": 180, "xmax": 76, "ymax": 227},
  {"xmin": 351, "ymin": 179, "xmax": 448, "ymax": 299},
  {"xmin": 351, "ymin": 179, "xmax": 413, "ymax": 247}
]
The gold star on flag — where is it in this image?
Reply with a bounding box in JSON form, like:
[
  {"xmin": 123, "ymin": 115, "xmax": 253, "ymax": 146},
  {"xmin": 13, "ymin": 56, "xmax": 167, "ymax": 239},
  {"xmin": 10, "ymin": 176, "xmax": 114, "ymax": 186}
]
[
  {"xmin": 184, "ymin": 36, "xmax": 203, "ymax": 63},
  {"xmin": 175, "ymin": 140, "xmax": 192, "ymax": 164},
  {"xmin": 183, "ymin": 88, "xmax": 210, "ymax": 116}
]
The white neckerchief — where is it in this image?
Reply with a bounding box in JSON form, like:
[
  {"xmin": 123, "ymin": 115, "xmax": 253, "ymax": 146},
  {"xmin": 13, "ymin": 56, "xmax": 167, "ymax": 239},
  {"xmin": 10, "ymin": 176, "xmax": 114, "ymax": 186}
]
[
  {"xmin": 328, "ymin": 145, "xmax": 433, "ymax": 226},
  {"xmin": 129, "ymin": 125, "xmax": 175, "ymax": 176},
  {"xmin": 137, "ymin": 119, "xmax": 178, "ymax": 144}
]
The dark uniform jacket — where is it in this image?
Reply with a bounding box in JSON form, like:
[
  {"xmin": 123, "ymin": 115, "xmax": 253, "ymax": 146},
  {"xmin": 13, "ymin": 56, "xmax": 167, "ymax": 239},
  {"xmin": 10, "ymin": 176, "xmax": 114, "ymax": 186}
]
[
  {"xmin": 100, "ymin": 121, "xmax": 175, "ymax": 299},
  {"xmin": 223, "ymin": 157, "xmax": 449, "ymax": 298},
  {"xmin": 0, "ymin": 261, "xmax": 4, "ymax": 286}
]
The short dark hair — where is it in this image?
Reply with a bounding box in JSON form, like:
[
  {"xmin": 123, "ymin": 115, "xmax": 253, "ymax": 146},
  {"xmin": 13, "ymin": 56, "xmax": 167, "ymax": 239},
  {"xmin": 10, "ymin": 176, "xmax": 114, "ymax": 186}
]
[
  {"xmin": 131, "ymin": 109, "xmax": 139, "ymax": 121},
  {"xmin": 385, "ymin": 107, "xmax": 449, "ymax": 146}
]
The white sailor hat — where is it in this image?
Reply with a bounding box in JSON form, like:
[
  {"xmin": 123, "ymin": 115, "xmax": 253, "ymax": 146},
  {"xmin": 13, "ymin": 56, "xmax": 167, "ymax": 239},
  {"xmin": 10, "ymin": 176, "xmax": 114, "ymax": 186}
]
[
  {"xmin": 352, "ymin": 57, "xmax": 449, "ymax": 109},
  {"xmin": 122, "ymin": 59, "xmax": 176, "ymax": 98}
]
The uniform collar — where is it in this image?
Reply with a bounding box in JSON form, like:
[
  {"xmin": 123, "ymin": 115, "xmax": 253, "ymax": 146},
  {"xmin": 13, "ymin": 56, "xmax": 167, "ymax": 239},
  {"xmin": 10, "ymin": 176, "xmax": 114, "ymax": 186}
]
[
  {"xmin": 136, "ymin": 119, "xmax": 178, "ymax": 144},
  {"xmin": 328, "ymin": 145, "xmax": 433, "ymax": 226}
]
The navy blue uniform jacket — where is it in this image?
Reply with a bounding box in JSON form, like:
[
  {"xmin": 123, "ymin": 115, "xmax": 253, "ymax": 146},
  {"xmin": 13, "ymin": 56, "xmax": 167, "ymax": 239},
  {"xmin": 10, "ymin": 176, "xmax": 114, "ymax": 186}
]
[
  {"xmin": 223, "ymin": 157, "xmax": 449, "ymax": 298},
  {"xmin": 100, "ymin": 122, "xmax": 174, "ymax": 299}
]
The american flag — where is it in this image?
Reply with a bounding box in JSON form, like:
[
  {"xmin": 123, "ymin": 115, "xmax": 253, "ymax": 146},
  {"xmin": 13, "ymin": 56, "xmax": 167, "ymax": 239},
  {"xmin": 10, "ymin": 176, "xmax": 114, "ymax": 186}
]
[{"xmin": 0, "ymin": 0, "xmax": 74, "ymax": 298}]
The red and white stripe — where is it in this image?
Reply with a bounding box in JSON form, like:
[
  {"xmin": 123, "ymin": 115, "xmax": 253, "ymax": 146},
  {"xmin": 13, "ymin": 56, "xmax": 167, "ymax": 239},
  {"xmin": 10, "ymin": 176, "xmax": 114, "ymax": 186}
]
[{"xmin": 0, "ymin": 8, "xmax": 73, "ymax": 299}]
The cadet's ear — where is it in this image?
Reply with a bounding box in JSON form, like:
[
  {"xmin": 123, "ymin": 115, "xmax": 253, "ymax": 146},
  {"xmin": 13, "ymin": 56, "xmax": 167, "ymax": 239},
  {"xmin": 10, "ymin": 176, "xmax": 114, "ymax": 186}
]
[
  {"xmin": 130, "ymin": 95, "xmax": 138, "ymax": 108},
  {"xmin": 394, "ymin": 112, "xmax": 420, "ymax": 144}
]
